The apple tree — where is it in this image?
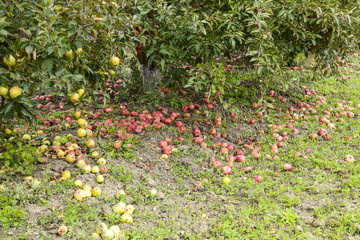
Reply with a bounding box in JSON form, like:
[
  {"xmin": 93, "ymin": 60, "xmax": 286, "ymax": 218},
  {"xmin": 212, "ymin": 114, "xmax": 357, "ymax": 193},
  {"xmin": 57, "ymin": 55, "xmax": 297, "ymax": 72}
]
[
  {"xmin": 0, "ymin": 0, "xmax": 140, "ymax": 127},
  {"xmin": 121, "ymin": 0, "xmax": 360, "ymax": 91}
]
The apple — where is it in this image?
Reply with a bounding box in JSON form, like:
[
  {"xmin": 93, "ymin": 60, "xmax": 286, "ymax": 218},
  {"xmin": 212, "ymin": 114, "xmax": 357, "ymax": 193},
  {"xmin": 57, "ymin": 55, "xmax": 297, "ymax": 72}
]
[
  {"xmin": 74, "ymin": 180, "xmax": 83, "ymax": 188},
  {"xmin": 73, "ymin": 111, "xmax": 81, "ymax": 119},
  {"xmin": 97, "ymin": 158, "xmax": 107, "ymax": 165},
  {"xmin": 91, "ymin": 187, "xmax": 102, "ymax": 197},
  {"xmin": 85, "ymin": 139, "xmax": 96, "ymax": 148},
  {"xmin": 9, "ymin": 86, "xmax": 22, "ymax": 98},
  {"xmin": 113, "ymin": 202, "xmax": 126, "ymax": 214},
  {"xmin": 65, "ymin": 49, "xmax": 73, "ymax": 60},
  {"xmin": 91, "ymin": 151, "xmax": 99, "ymax": 159},
  {"xmin": 0, "ymin": 86, "xmax": 8, "ymax": 97},
  {"xmin": 99, "ymin": 166, "xmax": 107, "ymax": 174},
  {"xmin": 318, "ymin": 129, "xmax": 327, "ymax": 136},
  {"xmin": 77, "ymin": 118, "xmax": 88, "ymax": 128},
  {"xmin": 90, "ymin": 232, "xmax": 101, "ymax": 239},
  {"xmin": 96, "ymin": 222, "xmax": 108, "ymax": 235},
  {"xmin": 120, "ymin": 213, "xmax": 133, "ymax": 224},
  {"xmin": 236, "ymin": 155, "xmax": 246, "ymax": 162},
  {"xmin": 125, "ymin": 205, "xmax": 135, "ymax": 215},
  {"xmin": 77, "ymin": 128, "xmax": 87, "ymax": 138},
  {"xmin": 103, "ymin": 229, "xmax": 115, "ymax": 240},
  {"xmin": 115, "ymin": 190, "xmax": 126, "ymax": 199},
  {"xmin": 109, "ymin": 226, "xmax": 123, "ymax": 240},
  {"xmin": 284, "ymin": 164, "xmax": 292, "ymax": 171},
  {"xmin": 344, "ymin": 155, "xmax": 354, "ymax": 163},
  {"xmin": 96, "ymin": 174, "xmax": 105, "ymax": 183},
  {"xmin": 74, "ymin": 189, "xmax": 86, "ymax": 201},
  {"xmin": 66, "ymin": 154, "xmax": 76, "ymax": 163},
  {"xmin": 68, "ymin": 92, "xmax": 79, "ymax": 102},
  {"xmin": 83, "ymin": 185, "xmax": 92, "ymax": 191},
  {"xmin": 212, "ymin": 160, "xmax": 221, "ymax": 168},
  {"xmin": 75, "ymin": 48, "xmax": 83, "ymax": 55},
  {"xmin": 254, "ymin": 175, "xmax": 262, "ymax": 182},
  {"xmin": 58, "ymin": 225, "xmax": 68, "ymax": 236},
  {"xmin": 22, "ymin": 134, "xmax": 31, "ymax": 141},
  {"xmin": 221, "ymin": 166, "xmax": 232, "ymax": 175},
  {"xmin": 223, "ymin": 177, "xmax": 231, "ymax": 184},
  {"xmin": 113, "ymin": 142, "xmax": 121, "ymax": 149},
  {"xmin": 192, "ymin": 128, "xmax": 201, "ymax": 137},
  {"xmin": 76, "ymin": 160, "xmax": 86, "ymax": 169},
  {"xmin": 91, "ymin": 166, "xmax": 100, "ymax": 173},
  {"xmin": 3, "ymin": 54, "xmax": 16, "ymax": 67},
  {"xmin": 62, "ymin": 170, "xmax": 71, "ymax": 179},
  {"xmin": 110, "ymin": 56, "xmax": 120, "ymax": 66},
  {"xmin": 82, "ymin": 165, "xmax": 92, "ymax": 174},
  {"xmin": 220, "ymin": 148, "xmax": 228, "ymax": 154}
]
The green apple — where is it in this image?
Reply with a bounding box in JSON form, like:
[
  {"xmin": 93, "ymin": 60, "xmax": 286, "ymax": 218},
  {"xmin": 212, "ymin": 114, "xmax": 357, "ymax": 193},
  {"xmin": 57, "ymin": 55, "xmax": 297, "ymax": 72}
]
[
  {"xmin": 75, "ymin": 48, "xmax": 83, "ymax": 55},
  {"xmin": 97, "ymin": 158, "xmax": 106, "ymax": 165},
  {"xmin": 65, "ymin": 49, "xmax": 73, "ymax": 60}
]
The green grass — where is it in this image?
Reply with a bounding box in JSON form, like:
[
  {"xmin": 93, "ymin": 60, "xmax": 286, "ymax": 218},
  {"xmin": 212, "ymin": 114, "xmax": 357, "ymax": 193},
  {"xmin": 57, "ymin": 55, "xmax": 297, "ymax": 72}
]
[{"xmin": 2, "ymin": 58, "xmax": 360, "ymax": 239}]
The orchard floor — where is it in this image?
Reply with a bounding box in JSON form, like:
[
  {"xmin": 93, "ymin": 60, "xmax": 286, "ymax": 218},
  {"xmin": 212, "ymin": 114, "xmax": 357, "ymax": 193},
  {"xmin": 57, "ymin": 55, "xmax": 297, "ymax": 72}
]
[{"xmin": 2, "ymin": 62, "xmax": 360, "ymax": 239}]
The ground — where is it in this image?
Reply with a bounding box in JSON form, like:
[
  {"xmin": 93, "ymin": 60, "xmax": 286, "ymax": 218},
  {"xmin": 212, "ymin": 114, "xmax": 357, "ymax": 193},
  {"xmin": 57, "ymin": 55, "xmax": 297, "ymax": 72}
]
[{"xmin": 1, "ymin": 57, "xmax": 360, "ymax": 240}]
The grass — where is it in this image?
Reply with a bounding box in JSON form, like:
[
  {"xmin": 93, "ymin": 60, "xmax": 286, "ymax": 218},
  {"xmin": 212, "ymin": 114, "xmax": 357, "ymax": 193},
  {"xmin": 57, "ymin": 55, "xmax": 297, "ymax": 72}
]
[{"xmin": 2, "ymin": 58, "xmax": 360, "ymax": 239}]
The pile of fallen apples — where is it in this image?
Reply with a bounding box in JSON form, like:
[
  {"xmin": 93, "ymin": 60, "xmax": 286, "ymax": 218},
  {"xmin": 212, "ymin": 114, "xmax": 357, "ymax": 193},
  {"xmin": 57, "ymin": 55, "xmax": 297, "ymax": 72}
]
[{"xmin": 2, "ymin": 52, "xmax": 359, "ymax": 238}]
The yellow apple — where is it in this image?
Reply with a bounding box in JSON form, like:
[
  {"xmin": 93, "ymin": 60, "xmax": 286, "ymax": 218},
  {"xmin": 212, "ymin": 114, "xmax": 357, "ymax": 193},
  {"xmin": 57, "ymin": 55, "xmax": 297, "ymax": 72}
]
[
  {"xmin": 0, "ymin": 86, "xmax": 8, "ymax": 97},
  {"xmin": 9, "ymin": 86, "xmax": 22, "ymax": 98},
  {"xmin": 77, "ymin": 89, "xmax": 85, "ymax": 97},
  {"xmin": 3, "ymin": 54, "xmax": 16, "ymax": 67},
  {"xmin": 110, "ymin": 56, "xmax": 120, "ymax": 66},
  {"xmin": 77, "ymin": 128, "xmax": 87, "ymax": 138},
  {"xmin": 68, "ymin": 92, "xmax": 79, "ymax": 102}
]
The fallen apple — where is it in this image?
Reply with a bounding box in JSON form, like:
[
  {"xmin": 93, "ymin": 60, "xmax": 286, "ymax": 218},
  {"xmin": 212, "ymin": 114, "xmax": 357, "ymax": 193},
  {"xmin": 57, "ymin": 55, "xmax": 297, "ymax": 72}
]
[
  {"xmin": 58, "ymin": 225, "xmax": 68, "ymax": 236},
  {"xmin": 125, "ymin": 204, "xmax": 135, "ymax": 215},
  {"xmin": 223, "ymin": 177, "xmax": 231, "ymax": 184},
  {"xmin": 74, "ymin": 189, "xmax": 86, "ymax": 201},
  {"xmin": 115, "ymin": 190, "xmax": 126, "ymax": 199},
  {"xmin": 97, "ymin": 158, "xmax": 107, "ymax": 165},
  {"xmin": 62, "ymin": 170, "xmax": 71, "ymax": 179},
  {"xmin": 74, "ymin": 179, "xmax": 83, "ymax": 188},
  {"xmin": 91, "ymin": 166, "xmax": 100, "ymax": 173},
  {"xmin": 91, "ymin": 187, "xmax": 102, "ymax": 197},
  {"xmin": 113, "ymin": 202, "xmax": 126, "ymax": 214},
  {"xmin": 120, "ymin": 213, "xmax": 133, "ymax": 224},
  {"xmin": 254, "ymin": 175, "xmax": 262, "ymax": 182},
  {"xmin": 96, "ymin": 174, "xmax": 105, "ymax": 183}
]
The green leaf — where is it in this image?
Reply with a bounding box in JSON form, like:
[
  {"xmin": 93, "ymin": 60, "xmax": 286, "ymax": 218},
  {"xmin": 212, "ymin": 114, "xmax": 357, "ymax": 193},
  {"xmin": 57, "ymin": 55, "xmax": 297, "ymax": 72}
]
[
  {"xmin": 159, "ymin": 48, "xmax": 171, "ymax": 56},
  {"xmin": 41, "ymin": 59, "xmax": 53, "ymax": 72}
]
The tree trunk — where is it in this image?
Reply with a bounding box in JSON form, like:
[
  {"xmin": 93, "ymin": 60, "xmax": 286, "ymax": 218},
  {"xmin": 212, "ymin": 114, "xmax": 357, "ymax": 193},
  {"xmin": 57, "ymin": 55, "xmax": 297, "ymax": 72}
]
[
  {"xmin": 140, "ymin": 63, "xmax": 162, "ymax": 92},
  {"xmin": 137, "ymin": 50, "xmax": 162, "ymax": 92}
]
